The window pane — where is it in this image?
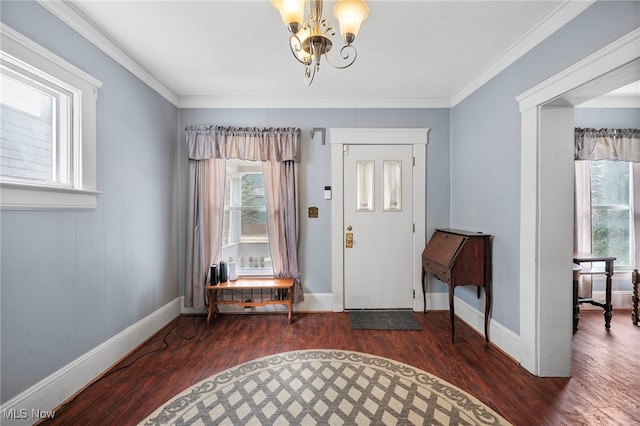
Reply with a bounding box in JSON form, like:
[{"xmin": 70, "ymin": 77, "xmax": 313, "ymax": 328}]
[
  {"xmin": 356, "ymin": 160, "xmax": 374, "ymax": 211},
  {"xmin": 383, "ymin": 160, "xmax": 402, "ymax": 211},
  {"xmin": 242, "ymin": 210, "xmax": 267, "ymax": 241},
  {"xmin": 221, "ymin": 160, "xmax": 273, "ymax": 276},
  {"xmin": 0, "ymin": 74, "xmax": 54, "ymax": 183},
  {"xmin": 242, "ymin": 174, "xmax": 264, "ymax": 207},
  {"xmin": 589, "ymin": 161, "xmax": 629, "ymax": 206},
  {"xmin": 592, "ymin": 208, "xmax": 631, "ymax": 266},
  {"xmin": 240, "ymin": 173, "xmax": 267, "ymax": 241}
]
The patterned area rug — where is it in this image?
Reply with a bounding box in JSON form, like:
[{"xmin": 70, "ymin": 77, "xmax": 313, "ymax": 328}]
[
  {"xmin": 349, "ymin": 310, "xmax": 422, "ymax": 331},
  {"xmin": 139, "ymin": 350, "xmax": 511, "ymax": 426}
]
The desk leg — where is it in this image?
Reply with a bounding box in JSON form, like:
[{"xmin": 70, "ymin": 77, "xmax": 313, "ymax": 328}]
[
  {"xmin": 448, "ymin": 285, "xmax": 455, "ymax": 343},
  {"xmin": 422, "ymin": 268, "xmax": 427, "ymax": 313},
  {"xmin": 484, "ymin": 284, "xmax": 491, "ymax": 342},
  {"xmin": 604, "ymin": 260, "xmax": 613, "ymax": 330}
]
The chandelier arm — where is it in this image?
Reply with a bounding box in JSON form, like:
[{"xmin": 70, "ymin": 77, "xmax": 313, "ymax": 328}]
[
  {"xmin": 323, "ymin": 44, "xmax": 358, "ymax": 70},
  {"xmin": 289, "ymin": 34, "xmax": 311, "ymax": 65},
  {"xmin": 304, "ymin": 63, "xmax": 317, "ymax": 86}
]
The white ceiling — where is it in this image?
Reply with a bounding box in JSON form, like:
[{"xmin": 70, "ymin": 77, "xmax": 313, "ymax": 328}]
[{"xmin": 38, "ymin": 0, "xmax": 626, "ymax": 108}]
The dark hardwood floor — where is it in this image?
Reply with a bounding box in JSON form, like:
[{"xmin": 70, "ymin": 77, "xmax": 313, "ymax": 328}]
[{"xmin": 40, "ymin": 309, "xmax": 639, "ymax": 425}]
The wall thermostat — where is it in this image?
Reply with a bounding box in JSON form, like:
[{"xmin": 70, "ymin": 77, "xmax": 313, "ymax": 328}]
[{"xmin": 324, "ymin": 186, "xmax": 332, "ymax": 200}]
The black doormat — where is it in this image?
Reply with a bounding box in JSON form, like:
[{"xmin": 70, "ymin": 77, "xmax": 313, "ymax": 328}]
[{"xmin": 349, "ymin": 310, "xmax": 422, "ymax": 331}]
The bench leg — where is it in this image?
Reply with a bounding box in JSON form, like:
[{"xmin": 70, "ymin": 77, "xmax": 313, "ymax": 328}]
[{"xmin": 288, "ymin": 286, "xmax": 294, "ymax": 324}]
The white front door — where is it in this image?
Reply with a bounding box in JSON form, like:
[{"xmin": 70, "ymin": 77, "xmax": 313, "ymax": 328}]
[{"xmin": 343, "ymin": 144, "xmax": 414, "ymax": 309}]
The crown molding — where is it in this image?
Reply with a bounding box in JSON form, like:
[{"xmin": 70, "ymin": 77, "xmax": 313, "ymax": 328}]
[
  {"xmin": 36, "ymin": 0, "xmax": 179, "ymax": 107},
  {"xmin": 450, "ymin": 0, "xmax": 595, "ymax": 107},
  {"xmin": 178, "ymin": 95, "xmax": 452, "ymax": 109}
]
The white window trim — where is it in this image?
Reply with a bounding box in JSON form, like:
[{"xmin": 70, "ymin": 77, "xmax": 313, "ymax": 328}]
[{"xmin": 0, "ymin": 23, "xmax": 102, "ymax": 210}]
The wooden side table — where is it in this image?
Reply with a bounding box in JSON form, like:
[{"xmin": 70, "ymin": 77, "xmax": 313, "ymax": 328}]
[
  {"xmin": 205, "ymin": 278, "xmax": 295, "ymax": 325},
  {"xmin": 573, "ymin": 252, "xmax": 616, "ymax": 331}
]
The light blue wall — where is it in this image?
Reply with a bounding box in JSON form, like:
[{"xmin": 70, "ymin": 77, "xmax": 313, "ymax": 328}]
[
  {"xmin": 450, "ymin": 1, "xmax": 640, "ymax": 334},
  {"xmin": 179, "ymin": 109, "xmax": 452, "ymax": 295},
  {"xmin": 0, "ymin": 1, "xmax": 179, "ymax": 403},
  {"xmin": 575, "ymin": 108, "xmax": 640, "ymax": 129}
]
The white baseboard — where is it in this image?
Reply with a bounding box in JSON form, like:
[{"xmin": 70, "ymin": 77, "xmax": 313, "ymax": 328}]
[
  {"xmin": 0, "ymin": 298, "xmax": 181, "ymax": 425},
  {"xmin": 450, "ymin": 297, "xmax": 521, "ymax": 364}
]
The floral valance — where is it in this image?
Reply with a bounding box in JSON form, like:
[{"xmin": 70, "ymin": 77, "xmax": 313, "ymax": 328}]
[
  {"xmin": 185, "ymin": 125, "xmax": 301, "ymax": 162},
  {"xmin": 575, "ymin": 128, "xmax": 640, "ymax": 162}
]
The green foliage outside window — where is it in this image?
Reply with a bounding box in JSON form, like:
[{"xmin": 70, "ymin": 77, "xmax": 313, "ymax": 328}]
[
  {"xmin": 589, "ymin": 161, "xmax": 632, "ymax": 266},
  {"xmin": 241, "ymin": 174, "xmax": 264, "ymax": 224}
]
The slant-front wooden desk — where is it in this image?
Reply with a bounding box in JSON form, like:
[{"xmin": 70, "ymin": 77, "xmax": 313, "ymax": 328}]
[
  {"xmin": 422, "ymin": 229, "xmax": 492, "ymax": 343},
  {"xmin": 205, "ymin": 278, "xmax": 295, "ymax": 325}
]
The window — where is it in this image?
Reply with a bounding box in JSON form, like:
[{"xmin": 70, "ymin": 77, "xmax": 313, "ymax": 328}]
[
  {"xmin": 588, "ymin": 160, "xmax": 635, "ymax": 268},
  {"xmin": 222, "ymin": 159, "xmax": 273, "ymax": 276},
  {"xmin": 1, "ymin": 60, "xmax": 73, "ymax": 186},
  {"xmin": 0, "ymin": 24, "xmax": 101, "ymax": 209}
]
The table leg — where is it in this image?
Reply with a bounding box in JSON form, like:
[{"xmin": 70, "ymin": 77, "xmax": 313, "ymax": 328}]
[
  {"xmin": 573, "ymin": 278, "xmax": 580, "ymax": 334},
  {"xmin": 206, "ymin": 288, "xmax": 214, "ymax": 325},
  {"xmin": 604, "ymin": 260, "xmax": 613, "ymax": 330},
  {"xmin": 288, "ymin": 285, "xmax": 293, "ymax": 324}
]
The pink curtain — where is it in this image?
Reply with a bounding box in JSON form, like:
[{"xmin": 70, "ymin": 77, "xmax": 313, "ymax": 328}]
[
  {"xmin": 184, "ymin": 125, "xmax": 302, "ymax": 309},
  {"xmin": 262, "ymin": 160, "xmax": 303, "ymax": 302},
  {"xmin": 184, "ymin": 158, "xmax": 226, "ymax": 309},
  {"xmin": 574, "ymin": 161, "xmax": 592, "ymax": 298}
]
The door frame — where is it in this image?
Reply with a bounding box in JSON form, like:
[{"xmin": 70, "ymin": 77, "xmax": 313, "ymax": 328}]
[
  {"xmin": 516, "ymin": 29, "xmax": 639, "ymax": 376},
  {"xmin": 330, "ymin": 128, "xmax": 429, "ymax": 312}
]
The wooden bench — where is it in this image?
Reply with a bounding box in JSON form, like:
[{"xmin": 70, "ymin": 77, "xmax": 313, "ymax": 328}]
[{"xmin": 205, "ymin": 277, "xmax": 295, "ymax": 325}]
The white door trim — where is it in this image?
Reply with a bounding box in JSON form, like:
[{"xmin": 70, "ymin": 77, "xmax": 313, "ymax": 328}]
[
  {"xmin": 330, "ymin": 128, "xmax": 429, "ymax": 312},
  {"xmin": 516, "ymin": 28, "xmax": 640, "ymax": 376}
]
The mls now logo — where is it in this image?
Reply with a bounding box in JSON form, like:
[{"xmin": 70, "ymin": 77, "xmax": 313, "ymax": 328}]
[{"xmin": 2, "ymin": 408, "xmax": 55, "ymax": 420}]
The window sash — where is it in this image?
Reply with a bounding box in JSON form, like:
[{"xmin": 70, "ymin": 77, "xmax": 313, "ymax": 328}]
[
  {"xmin": 1, "ymin": 63, "xmax": 74, "ymax": 187},
  {"xmin": 222, "ymin": 161, "xmax": 272, "ymax": 277},
  {"xmin": 589, "ymin": 161, "xmax": 635, "ymax": 269}
]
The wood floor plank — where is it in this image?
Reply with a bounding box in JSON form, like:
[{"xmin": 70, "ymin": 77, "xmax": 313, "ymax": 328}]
[{"xmin": 39, "ymin": 309, "xmax": 639, "ymax": 425}]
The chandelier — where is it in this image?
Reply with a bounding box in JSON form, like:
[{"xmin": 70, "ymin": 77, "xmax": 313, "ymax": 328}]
[{"xmin": 271, "ymin": 0, "xmax": 369, "ymax": 85}]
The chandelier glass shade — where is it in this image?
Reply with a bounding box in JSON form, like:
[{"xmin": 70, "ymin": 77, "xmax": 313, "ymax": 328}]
[{"xmin": 271, "ymin": 0, "xmax": 369, "ymax": 85}]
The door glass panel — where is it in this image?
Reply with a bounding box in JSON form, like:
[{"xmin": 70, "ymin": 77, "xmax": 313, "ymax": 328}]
[
  {"xmin": 356, "ymin": 160, "xmax": 374, "ymax": 211},
  {"xmin": 383, "ymin": 160, "xmax": 402, "ymax": 211}
]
